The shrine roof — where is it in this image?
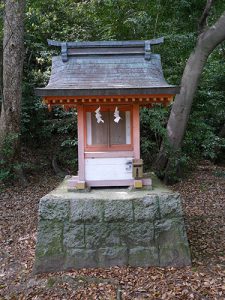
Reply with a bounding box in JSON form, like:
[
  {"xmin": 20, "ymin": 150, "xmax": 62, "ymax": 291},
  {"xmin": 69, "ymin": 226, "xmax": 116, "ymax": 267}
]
[{"xmin": 36, "ymin": 39, "xmax": 180, "ymax": 97}]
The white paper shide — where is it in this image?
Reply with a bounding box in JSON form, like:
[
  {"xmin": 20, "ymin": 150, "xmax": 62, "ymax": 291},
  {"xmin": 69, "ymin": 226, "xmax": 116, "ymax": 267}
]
[
  {"xmin": 114, "ymin": 106, "xmax": 121, "ymax": 123},
  {"xmin": 95, "ymin": 106, "xmax": 104, "ymax": 123}
]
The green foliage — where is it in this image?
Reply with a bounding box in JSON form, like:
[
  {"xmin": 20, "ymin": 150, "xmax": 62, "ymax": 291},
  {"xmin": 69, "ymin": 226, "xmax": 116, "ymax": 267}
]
[
  {"xmin": 183, "ymin": 49, "xmax": 225, "ymax": 161},
  {"xmin": 57, "ymin": 150, "xmax": 78, "ymax": 173},
  {"xmin": 0, "ymin": 133, "xmax": 19, "ymax": 182},
  {"xmin": 214, "ymin": 170, "xmax": 225, "ymax": 178},
  {"xmin": 162, "ymin": 150, "xmax": 192, "ymax": 184},
  {"xmin": 61, "ymin": 139, "xmax": 78, "ymax": 147},
  {"xmin": 0, "ymin": 162, "xmax": 10, "ymax": 182},
  {"xmin": 184, "ymin": 118, "xmax": 225, "ymax": 160},
  {"xmin": 1, "ymin": 133, "xmax": 19, "ymax": 158},
  {"xmin": 140, "ymin": 106, "xmax": 168, "ymax": 168}
]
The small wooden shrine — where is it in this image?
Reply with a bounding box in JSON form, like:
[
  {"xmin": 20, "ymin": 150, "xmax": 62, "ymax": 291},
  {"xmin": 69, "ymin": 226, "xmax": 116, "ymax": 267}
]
[{"xmin": 36, "ymin": 38, "xmax": 179, "ymax": 189}]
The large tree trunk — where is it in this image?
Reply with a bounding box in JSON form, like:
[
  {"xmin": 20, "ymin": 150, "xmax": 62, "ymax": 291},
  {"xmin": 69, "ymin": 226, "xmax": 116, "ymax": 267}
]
[
  {"xmin": 155, "ymin": 11, "xmax": 225, "ymax": 179},
  {"xmin": 0, "ymin": 0, "xmax": 25, "ymax": 158}
]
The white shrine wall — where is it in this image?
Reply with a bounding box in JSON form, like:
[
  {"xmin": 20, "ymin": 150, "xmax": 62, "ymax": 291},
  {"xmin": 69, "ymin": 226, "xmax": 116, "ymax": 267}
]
[{"xmin": 85, "ymin": 157, "xmax": 133, "ymax": 181}]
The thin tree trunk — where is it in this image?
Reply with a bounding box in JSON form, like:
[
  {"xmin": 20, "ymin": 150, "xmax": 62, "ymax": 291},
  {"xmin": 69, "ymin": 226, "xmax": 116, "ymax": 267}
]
[
  {"xmin": 155, "ymin": 11, "xmax": 225, "ymax": 178},
  {"xmin": 0, "ymin": 46, "xmax": 2, "ymax": 102},
  {"xmin": 219, "ymin": 124, "xmax": 225, "ymax": 138},
  {"xmin": 0, "ymin": 0, "xmax": 25, "ymax": 158},
  {"xmin": 198, "ymin": 0, "xmax": 214, "ymax": 33}
]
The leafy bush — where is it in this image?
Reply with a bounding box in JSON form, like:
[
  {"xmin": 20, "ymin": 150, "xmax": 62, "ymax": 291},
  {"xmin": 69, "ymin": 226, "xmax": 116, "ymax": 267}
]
[
  {"xmin": 140, "ymin": 105, "xmax": 168, "ymax": 169},
  {"xmin": 0, "ymin": 133, "xmax": 19, "ymax": 182}
]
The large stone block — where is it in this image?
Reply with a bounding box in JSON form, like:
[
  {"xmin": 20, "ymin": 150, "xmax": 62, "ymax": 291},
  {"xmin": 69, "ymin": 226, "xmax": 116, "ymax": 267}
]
[
  {"xmin": 85, "ymin": 223, "xmax": 123, "ymax": 248},
  {"xmin": 64, "ymin": 249, "xmax": 98, "ymax": 269},
  {"xmin": 155, "ymin": 218, "xmax": 191, "ymax": 266},
  {"xmin": 133, "ymin": 195, "xmax": 159, "ymax": 221},
  {"xmin": 129, "ymin": 246, "xmax": 159, "ymax": 267},
  {"xmin": 70, "ymin": 199, "xmax": 103, "ymax": 223},
  {"xmin": 39, "ymin": 196, "xmax": 70, "ymax": 221},
  {"xmin": 159, "ymin": 242, "xmax": 191, "ymax": 267},
  {"xmin": 35, "ymin": 219, "xmax": 64, "ymax": 257},
  {"xmin": 98, "ymin": 247, "xmax": 128, "ymax": 267},
  {"xmin": 34, "ymin": 254, "xmax": 66, "ymax": 274},
  {"xmin": 104, "ymin": 199, "xmax": 133, "ymax": 222},
  {"xmin": 155, "ymin": 218, "xmax": 186, "ymax": 244},
  {"xmin": 158, "ymin": 193, "xmax": 183, "ymax": 218},
  {"xmin": 120, "ymin": 222, "xmax": 155, "ymax": 247},
  {"xmin": 34, "ymin": 219, "xmax": 65, "ymax": 274},
  {"xmin": 63, "ymin": 223, "xmax": 85, "ymax": 248}
]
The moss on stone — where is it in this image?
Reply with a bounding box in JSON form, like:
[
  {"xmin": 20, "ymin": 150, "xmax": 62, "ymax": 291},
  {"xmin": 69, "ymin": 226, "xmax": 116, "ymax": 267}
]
[{"xmin": 36, "ymin": 219, "xmax": 64, "ymax": 258}]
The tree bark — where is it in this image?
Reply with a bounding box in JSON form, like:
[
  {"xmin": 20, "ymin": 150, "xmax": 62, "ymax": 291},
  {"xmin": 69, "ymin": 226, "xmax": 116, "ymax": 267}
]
[
  {"xmin": 0, "ymin": 45, "xmax": 2, "ymax": 103},
  {"xmin": 219, "ymin": 124, "xmax": 225, "ymax": 138},
  {"xmin": 0, "ymin": 0, "xmax": 25, "ymax": 157},
  {"xmin": 198, "ymin": 0, "xmax": 214, "ymax": 33},
  {"xmin": 155, "ymin": 11, "xmax": 225, "ymax": 178}
]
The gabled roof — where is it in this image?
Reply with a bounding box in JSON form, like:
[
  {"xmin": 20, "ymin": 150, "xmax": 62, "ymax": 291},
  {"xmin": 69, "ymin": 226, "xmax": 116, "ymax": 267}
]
[{"xmin": 35, "ymin": 38, "xmax": 180, "ymax": 97}]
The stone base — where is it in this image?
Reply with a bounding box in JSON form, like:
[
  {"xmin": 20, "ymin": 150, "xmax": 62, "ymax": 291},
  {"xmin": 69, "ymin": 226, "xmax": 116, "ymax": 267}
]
[{"xmin": 34, "ymin": 177, "xmax": 191, "ymax": 273}]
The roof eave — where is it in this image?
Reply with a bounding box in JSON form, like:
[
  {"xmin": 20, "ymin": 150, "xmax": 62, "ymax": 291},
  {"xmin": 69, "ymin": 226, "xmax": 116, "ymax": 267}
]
[{"xmin": 35, "ymin": 86, "xmax": 180, "ymax": 97}]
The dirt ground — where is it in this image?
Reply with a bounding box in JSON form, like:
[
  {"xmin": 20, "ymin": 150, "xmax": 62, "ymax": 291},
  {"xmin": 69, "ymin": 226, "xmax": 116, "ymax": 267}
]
[{"xmin": 1, "ymin": 162, "xmax": 225, "ymax": 299}]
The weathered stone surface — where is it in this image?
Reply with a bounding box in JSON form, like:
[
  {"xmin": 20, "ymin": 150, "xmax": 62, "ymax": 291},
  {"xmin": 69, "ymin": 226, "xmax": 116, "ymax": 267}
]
[
  {"xmin": 39, "ymin": 196, "xmax": 70, "ymax": 221},
  {"xmin": 155, "ymin": 218, "xmax": 186, "ymax": 244},
  {"xmin": 85, "ymin": 223, "xmax": 123, "ymax": 248},
  {"xmin": 104, "ymin": 200, "xmax": 133, "ymax": 222},
  {"xmin": 129, "ymin": 246, "xmax": 159, "ymax": 266},
  {"xmin": 133, "ymin": 195, "xmax": 159, "ymax": 221},
  {"xmin": 34, "ymin": 254, "xmax": 66, "ymax": 274},
  {"xmin": 159, "ymin": 242, "xmax": 191, "ymax": 267},
  {"xmin": 155, "ymin": 218, "xmax": 191, "ymax": 266},
  {"xmin": 35, "ymin": 220, "xmax": 64, "ymax": 257},
  {"xmin": 71, "ymin": 199, "xmax": 103, "ymax": 223},
  {"xmin": 120, "ymin": 222, "xmax": 155, "ymax": 247},
  {"xmin": 158, "ymin": 193, "xmax": 183, "ymax": 218},
  {"xmin": 34, "ymin": 219, "xmax": 65, "ymax": 274},
  {"xmin": 34, "ymin": 182, "xmax": 191, "ymax": 273},
  {"xmin": 98, "ymin": 247, "xmax": 128, "ymax": 267},
  {"xmin": 64, "ymin": 249, "xmax": 98, "ymax": 269},
  {"xmin": 63, "ymin": 223, "xmax": 85, "ymax": 248}
]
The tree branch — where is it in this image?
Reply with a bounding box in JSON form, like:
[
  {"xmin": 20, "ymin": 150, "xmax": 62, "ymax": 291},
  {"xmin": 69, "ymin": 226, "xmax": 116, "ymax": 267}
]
[{"xmin": 198, "ymin": 0, "xmax": 214, "ymax": 33}]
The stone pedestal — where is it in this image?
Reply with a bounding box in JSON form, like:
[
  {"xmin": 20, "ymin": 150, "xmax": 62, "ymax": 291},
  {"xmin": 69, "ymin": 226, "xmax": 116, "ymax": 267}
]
[{"xmin": 34, "ymin": 179, "xmax": 191, "ymax": 273}]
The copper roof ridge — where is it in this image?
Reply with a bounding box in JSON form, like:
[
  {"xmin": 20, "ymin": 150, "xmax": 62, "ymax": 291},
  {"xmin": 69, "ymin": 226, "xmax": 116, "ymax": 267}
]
[{"xmin": 47, "ymin": 38, "xmax": 164, "ymax": 62}]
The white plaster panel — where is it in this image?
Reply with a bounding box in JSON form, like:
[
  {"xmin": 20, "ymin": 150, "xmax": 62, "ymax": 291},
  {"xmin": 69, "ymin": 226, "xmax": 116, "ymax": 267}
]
[
  {"xmin": 85, "ymin": 157, "xmax": 133, "ymax": 180},
  {"xmin": 125, "ymin": 111, "xmax": 131, "ymax": 144},
  {"xmin": 86, "ymin": 112, "xmax": 92, "ymax": 145}
]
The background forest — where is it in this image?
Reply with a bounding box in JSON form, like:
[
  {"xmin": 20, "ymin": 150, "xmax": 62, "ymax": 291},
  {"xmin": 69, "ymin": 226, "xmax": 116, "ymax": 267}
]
[{"xmin": 0, "ymin": 0, "xmax": 225, "ymax": 184}]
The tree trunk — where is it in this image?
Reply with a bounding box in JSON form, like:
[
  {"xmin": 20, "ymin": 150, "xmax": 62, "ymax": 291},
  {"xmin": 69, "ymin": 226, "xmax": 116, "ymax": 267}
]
[
  {"xmin": 0, "ymin": 46, "xmax": 2, "ymax": 103},
  {"xmin": 0, "ymin": 0, "xmax": 25, "ymax": 158},
  {"xmin": 219, "ymin": 124, "xmax": 225, "ymax": 138},
  {"xmin": 155, "ymin": 11, "xmax": 225, "ymax": 179}
]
